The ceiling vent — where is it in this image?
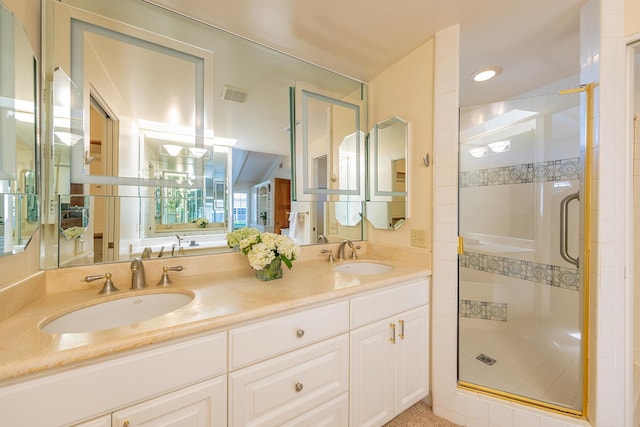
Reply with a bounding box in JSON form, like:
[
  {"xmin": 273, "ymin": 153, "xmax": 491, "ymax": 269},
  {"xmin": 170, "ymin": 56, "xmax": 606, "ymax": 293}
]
[{"xmin": 221, "ymin": 85, "xmax": 249, "ymax": 103}]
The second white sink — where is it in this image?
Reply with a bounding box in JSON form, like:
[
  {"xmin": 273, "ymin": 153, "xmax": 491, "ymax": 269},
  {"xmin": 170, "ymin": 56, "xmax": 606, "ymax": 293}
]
[
  {"xmin": 40, "ymin": 291, "xmax": 194, "ymax": 334},
  {"xmin": 333, "ymin": 261, "xmax": 393, "ymax": 276}
]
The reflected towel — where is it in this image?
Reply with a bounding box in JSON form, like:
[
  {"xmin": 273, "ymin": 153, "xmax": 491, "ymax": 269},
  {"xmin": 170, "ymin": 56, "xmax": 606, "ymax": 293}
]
[{"xmin": 288, "ymin": 211, "xmax": 298, "ymax": 239}]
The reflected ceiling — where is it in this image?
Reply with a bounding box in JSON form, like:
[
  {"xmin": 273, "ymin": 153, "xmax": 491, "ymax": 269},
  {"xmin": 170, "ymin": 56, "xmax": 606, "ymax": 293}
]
[{"xmin": 145, "ymin": 0, "xmax": 586, "ymax": 107}]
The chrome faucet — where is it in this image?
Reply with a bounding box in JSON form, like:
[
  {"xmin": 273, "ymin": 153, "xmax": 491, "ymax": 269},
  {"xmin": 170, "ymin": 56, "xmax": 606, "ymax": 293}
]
[
  {"xmin": 175, "ymin": 234, "xmax": 184, "ymax": 247},
  {"xmin": 130, "ymin": 258, "xmax": 147, "ymax": 290},
  {"xmin": 141, "ymin": 247, "xmax": 152, "ymax": 259},
  {"xmin": 337, "ymin": 240, "xmax": 354, "ymax": 261}
]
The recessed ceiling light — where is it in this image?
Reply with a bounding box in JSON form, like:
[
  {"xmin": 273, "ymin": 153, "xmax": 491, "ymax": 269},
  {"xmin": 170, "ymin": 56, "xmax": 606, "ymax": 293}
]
[{"xmin": 471, "ymin": 66, "xmax": 502, "ymax": 82}]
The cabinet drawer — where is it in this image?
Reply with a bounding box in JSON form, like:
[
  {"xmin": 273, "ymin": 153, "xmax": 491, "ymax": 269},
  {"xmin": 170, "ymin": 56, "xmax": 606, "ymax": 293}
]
[
  {"xmin": 229, "ymin": 334, "xmax": 349, "ymax": 427},
  {"xmin": 282, "ymin": 393, "xmax": 348, "ymax": 427},
  {"xmin": 229, "ymin": 300, "xmax": 349, "ymax": 370},
  {"xmin": 350, "ymin": 278, "xmax": 429, "ymax": 328}
]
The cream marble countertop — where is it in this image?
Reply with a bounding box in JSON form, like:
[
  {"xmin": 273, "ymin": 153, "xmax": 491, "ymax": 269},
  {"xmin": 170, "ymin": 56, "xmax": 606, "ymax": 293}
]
[{"xmin": 0, "ymin": 243, "xmax": 431, "ymax": 385}]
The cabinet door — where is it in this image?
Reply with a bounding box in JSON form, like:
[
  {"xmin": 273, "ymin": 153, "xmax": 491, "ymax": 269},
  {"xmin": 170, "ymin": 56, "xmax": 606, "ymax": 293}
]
[
  {"xmin": 349, "ymin": 318, "xmax": 394, "ymax": 427},
  {"xmin": 394, "ymin": 305, "xmax": 429, "ymax": 414},
  {"xmin": 111, "ymin": 376, "xmax": 226, "ymax": 427}
]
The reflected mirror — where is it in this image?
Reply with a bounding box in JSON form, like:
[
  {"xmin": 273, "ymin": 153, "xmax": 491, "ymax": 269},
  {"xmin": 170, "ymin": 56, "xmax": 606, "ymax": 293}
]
[
  {"xmin": 296, "ymin": 85, "xmax": 365, "ymax": 197},
  {"xmin": 43, "ymin": 0, "xmax": 366, "ymax": 268},
  {"xmin": 366, "ymin": 116, "xmax": 408, "ymax": 230},
  {"xmin": 0, "ymin": 0, "xmax": 38, "ymax": 257}
]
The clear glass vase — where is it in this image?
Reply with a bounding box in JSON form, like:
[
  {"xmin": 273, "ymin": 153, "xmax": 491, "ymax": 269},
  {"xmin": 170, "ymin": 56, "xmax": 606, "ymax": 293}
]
[{"xmin": 255, "ymin": 257, "xmax": 283, "ymax": 281}]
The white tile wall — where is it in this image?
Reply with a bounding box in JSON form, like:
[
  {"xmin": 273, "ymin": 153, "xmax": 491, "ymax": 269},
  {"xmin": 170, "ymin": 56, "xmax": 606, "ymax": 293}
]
[{"xmin": 431, "ymin": 0, "xmax": 631, "ymax": 424}]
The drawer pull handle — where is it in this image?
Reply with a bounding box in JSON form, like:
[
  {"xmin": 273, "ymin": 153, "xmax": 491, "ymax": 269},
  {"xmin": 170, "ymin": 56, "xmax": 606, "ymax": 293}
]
[
  {"xmin": 295, "ymin": 382, "xmax": 304, "ymax": 392},
  {"xmin": 399, "ymin": 319, "xmax": 405, "ymax": 340},
  {"xmin": 123, "ymin": 422, "xmax": 130, "ymax": 427},
  {"xmin": 390, "ymin": 322, "xmax": 396, "ymax": 344},
  {"xmin": 296, "ymin": 328, "xmax": 305, "ymax": 338}
]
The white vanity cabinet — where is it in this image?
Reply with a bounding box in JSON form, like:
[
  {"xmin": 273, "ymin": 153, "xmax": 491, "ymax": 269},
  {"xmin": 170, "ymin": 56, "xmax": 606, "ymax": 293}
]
[
  {"xmin": 228, "ymin": 301, "xmax": 350, "ymax": 426},
  {"xmin": 349, "ymin": 279, "xmax": 430, "ymax": 427},
  {"xmin": 0, "ymin": 332, "xmax": 227, "ymax": 427},
  {"xmin": 1, "ymin": 276, "xmax": 430, "ymax": 427}
]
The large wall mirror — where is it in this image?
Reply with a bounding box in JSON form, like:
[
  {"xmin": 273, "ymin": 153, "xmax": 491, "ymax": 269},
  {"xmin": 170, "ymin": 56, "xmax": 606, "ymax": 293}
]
[
  {"xmin": 0, "ymin": 0, "xmax": 38, "ymax": 257},
  {"xmin": 365, "ymin": 116, "xmax": 408, "ymax": 230},
  {"xmin": 42, "ymin": 0, "xmax": 367, "ymax": 268}
]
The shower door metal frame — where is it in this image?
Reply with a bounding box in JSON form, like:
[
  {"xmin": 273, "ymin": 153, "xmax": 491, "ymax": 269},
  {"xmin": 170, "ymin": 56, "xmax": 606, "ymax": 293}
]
[{"xmin": 456, "ymin": 83, "xmax": 594, "ymax": 419}]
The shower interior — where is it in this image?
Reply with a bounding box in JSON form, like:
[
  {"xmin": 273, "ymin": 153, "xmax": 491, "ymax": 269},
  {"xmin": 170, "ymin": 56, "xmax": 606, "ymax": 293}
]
[{"xmin": 458, "ymin": 77, "xmax": 584, "ymax": 413}]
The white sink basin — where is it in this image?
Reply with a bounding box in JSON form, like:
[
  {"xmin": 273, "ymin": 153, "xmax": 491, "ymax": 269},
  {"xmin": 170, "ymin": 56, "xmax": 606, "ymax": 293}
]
[
  {"xmin": 40, "ymin": 291, "xmax": 194, "ymax": 334},
  {"xmin": 333, "ymin": 261, "xmax": 393, "ymax": 276}
]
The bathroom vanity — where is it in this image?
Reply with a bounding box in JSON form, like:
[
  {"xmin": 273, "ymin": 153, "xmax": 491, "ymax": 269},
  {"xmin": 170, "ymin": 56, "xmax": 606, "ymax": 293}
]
[{"xmin": 0, "ymin": 246, "xmax": 430, "ymax": 426}]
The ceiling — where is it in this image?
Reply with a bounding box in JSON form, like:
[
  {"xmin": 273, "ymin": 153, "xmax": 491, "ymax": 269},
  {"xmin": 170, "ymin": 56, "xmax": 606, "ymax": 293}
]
[{"xmin": 146, "ymin": 0, "xmax": 586, "ymax": 107}]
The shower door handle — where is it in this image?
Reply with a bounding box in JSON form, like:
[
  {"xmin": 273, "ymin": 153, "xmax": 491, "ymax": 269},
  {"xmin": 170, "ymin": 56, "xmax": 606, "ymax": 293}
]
[{"xmin": 559, "ymin": 191, "xmax": 580, "ymax": 267}]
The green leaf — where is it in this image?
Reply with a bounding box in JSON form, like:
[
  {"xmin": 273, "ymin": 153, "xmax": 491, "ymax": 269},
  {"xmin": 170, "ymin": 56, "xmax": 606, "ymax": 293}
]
[{"xmin": 281, "ymin": 256, "xmax": 293, "ymax": 269}]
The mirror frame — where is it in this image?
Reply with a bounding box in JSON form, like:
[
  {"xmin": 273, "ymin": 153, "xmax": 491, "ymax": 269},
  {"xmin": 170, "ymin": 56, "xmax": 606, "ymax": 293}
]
[{"xmin": 62, "ymin": 7, "xmax": 213, "ymax": 187}]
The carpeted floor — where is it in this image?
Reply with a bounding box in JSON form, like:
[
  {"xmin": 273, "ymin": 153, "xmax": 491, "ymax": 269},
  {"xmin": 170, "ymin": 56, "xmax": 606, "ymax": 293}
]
[{"xmin": 384, "ymin": 401, "xmax": 461, "ymax": 427}]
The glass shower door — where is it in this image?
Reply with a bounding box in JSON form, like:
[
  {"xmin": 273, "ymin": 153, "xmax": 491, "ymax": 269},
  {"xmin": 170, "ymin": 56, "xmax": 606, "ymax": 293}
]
[{"xmin": 457, "ymin": 88, "xmax": 585, "ymax": 413}]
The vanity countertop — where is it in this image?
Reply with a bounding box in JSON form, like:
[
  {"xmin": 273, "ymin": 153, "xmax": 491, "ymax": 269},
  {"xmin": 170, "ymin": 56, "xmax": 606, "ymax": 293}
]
[{"xmin": 0, "ymin": 244, "xmax": 431, "ymax": 385}]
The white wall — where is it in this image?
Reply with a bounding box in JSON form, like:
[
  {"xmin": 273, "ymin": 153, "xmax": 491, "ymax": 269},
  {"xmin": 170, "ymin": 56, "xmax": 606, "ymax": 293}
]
[{"xmin": 367, "ymin": 40, "xmax": 434, "ymax": 252}]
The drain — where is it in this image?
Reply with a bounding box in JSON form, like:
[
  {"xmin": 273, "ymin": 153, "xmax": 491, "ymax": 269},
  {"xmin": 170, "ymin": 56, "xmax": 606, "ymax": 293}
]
[{"xmin": 476, "ymin": 353, "xmax": 497, "ymax": 366}]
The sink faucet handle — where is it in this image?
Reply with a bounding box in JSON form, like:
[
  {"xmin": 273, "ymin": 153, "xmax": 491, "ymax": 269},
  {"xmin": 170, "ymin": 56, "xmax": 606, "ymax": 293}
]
[
  {"xmin": 321, "ymin": 249, "xmax": 335, "ymax": 263},
  {"xmin": 83, "ymin": 272, "xmax": 119, "ymax": 294},
  {"xmin": 156, "ymin": 265, "xmax": 185, "ymax": 287},
  {"xmin": 350, "ymin": 245, "xmax": 361, "ymax": 260}
]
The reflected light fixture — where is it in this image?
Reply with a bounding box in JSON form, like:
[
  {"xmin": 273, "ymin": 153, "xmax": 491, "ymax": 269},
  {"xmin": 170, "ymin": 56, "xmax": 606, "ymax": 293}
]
[
  {"xmin": 54, "ymin": 131, "xmax": 83, "ymax": 146},
  {"xmin": 487, "ymin": 139, "xmax": 511, "ymax": 153},
  {"xmin": 469, "ymin": 147, "xmax": 488, "ymax": 158},
  {"xmin": 188, "ymin": 147, "xmax": 208, "ymax": 158},
  {"xmin": 470, "ymin": 66, "xmax": 502, "ymax": 82},
  {"xmin": 163, "ymin": 144, "xmax": 183, "ymax": 156}
]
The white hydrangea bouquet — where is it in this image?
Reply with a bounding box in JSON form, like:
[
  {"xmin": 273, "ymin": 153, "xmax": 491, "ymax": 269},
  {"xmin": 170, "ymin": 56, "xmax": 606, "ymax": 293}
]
[
  {"xmin": 226, "ymin": 227, "xmax": 260, "ymax": 248},
  {"xmin": 227, "ymin": 227, "xmax": 300, "ymax": 281}
]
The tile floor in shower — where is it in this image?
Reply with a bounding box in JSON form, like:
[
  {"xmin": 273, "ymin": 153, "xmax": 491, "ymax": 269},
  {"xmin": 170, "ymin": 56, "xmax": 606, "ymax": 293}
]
[{"xmin": 459, "ymin": 324, "xmax": 582, "ymax": 410}]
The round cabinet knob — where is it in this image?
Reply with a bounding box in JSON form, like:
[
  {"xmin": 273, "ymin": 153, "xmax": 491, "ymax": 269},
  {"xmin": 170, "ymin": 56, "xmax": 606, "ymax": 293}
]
[
  {"xmin": 123, "ymin": 422, "xmax": 130, "ymax": 427},
  {"xmin": 296, "ymin": 328, "xmax": 305, "ymax": 338},
  {"xmin": 295, "ymin": 382, "xmax": 304, "ymax": 392}
]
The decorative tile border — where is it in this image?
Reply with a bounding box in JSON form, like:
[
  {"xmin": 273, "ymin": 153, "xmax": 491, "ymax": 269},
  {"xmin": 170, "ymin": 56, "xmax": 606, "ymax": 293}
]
[
  {"xmin": 460, "ymin": 299, "xmax": 507, "ymax": 322},
  {"xmin": 460, "ymin": 157, "xmax": 580, "ymax": 187},
  {"xmin": 460, "ymin": 251, "xmax": 580, "ymax": 291}
]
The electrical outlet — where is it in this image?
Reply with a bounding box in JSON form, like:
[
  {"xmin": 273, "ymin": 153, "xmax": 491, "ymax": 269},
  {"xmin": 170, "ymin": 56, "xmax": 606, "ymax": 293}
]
[
  {"xmin": 410, "ymin": 229, "xmax": 427, "ymax": 248},
  {"xmin": 330, "ymin": 222, "xmax": 338, "ymax": 234}
]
